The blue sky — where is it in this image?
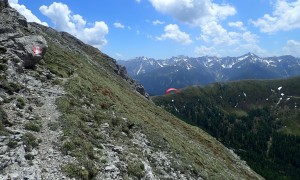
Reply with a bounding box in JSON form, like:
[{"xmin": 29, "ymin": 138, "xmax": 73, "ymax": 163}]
[{"xmin": 8, "ymin": 0, "xmax": 300, "ymax": 59}]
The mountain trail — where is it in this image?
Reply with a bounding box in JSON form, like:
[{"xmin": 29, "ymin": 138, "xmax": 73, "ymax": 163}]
[{"xmin": 0, "ymin": 61, "xmax": 75, "ymax": 179}]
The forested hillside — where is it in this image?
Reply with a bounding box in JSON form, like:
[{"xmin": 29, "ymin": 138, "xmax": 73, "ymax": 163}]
[{"xmin": 153, "ymin": 77, "xmax": 300, "ymax": 179}]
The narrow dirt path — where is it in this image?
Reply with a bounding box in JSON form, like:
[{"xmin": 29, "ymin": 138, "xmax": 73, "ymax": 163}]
[{"xmin": 0, "ymin": 65, "xmax": 75, "ymax": 179}]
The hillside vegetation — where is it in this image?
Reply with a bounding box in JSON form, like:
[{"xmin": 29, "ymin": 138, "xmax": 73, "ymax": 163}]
[
  {"xmin": 153, "ymin": 77, "xmax": 300, "ymax": 179},
  {"xmin": 0, "ymin": 2, "xmax": 262, "ymax": 179}
]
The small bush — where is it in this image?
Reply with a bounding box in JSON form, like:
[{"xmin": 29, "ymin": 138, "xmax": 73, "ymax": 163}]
[
  {"xmin": 22, "ymin": 132, "xmax": 39, "ymax": 152},
  {"xmin": 111, "ymin": 117, "xmax": 122, "ymax": 127},
  {"xmin": 7, "ymin": 140, "xmax": 18, "ymax": 148},
  {"xmin": 52, "ymin": 78, "xmax": 63, "ymax": 85},
  {"xmin": 48, "ymin": 122, "xmax": 59, "ymax": 131},
  {"xmin": 16, "ymin": 97, "xmax": 26, "ymax": 109},
  {"xmin": 0, "ymin": 106, "xmax": 8, "ymax": 121},
  {"xmin": 0, "ymin": 121, "xmax": 4, "ymax": 132},
  {"xmin": 24, "ymin": 153, "xmax": 34, "ymax": 160},
  {"xmin": 0, "ymin": 46, "xmax": 7, "ymax": 53},
  {"xmin": 0, "ymin": 106, "xmax": 12, "ymax": 127},
  {"xmin": 25, "ymin": 121, "xmax": 41, "ymax": 132},
  {"xmin": 16, "ymin": 111, "xmax": 23, "ymax": 117},
  {"xmin": 0, "ymin": 58, "xmax": 8, "ymax": 64},
  {"xmin": 0, "ymin": 64, "xmax": 8, "ymax": 71},
  {"xmin": 63, "ymin": 163, "xmax": 90, "ymax": 180},
  {"xmin": 127, "ymin": 161, "xmax": 145, "ymax": 179},
  {"xmin": 61, "ymin": 141, "xmax": 76, "ymax": 154}
]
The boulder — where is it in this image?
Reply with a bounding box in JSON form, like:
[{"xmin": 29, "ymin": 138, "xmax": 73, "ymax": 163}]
[{"xmin": 14, "ymin": 35, "xmax": 48, "ymax": 68}]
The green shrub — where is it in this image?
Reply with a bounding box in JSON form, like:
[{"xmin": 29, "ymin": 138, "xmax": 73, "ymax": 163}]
[
  {"xmin": 52, "ymin": 78, "xmax": 63, "ymax": 85},
  {"xmin": 24, "ymin": 121, "xmax": 41, "ymax": 132},
  {"xmin": 0, "ymin": 106, "xmax": 8, "ymax": 122},
  {"xmin": 0, "ymin": 64, "xmax": 8, "ymax": 71},
  {"xmin": 22, "ymin": 132, "xmax": 39, "ymax": 152},
  {"xmin": 0, "ymin": 80, "xmax": 22, "ymax": 95},
  {"xmin": 63, "ymin": 163, "xmax": 90, "ymax": 180},
  {"xmin": 7, "ymin": 140, "xmax": 18, "ymax": 148},
  {"xmin": 0, "ymin": 121, "xmax": 4, "ymax": 132},
  {"xmin": 61, "ymin": 141, "xmax": 76, "ymax": 154},
  {"xmin": 127, "ymin": 161, "xmax": 145, "ymax": 178},
  {"xmin": 0, "ymin": 106, "xmax": 9, "ymax": 135},
  {"xmin": 48, "ymin": 122, "xmax": 59, "ymax": 131},
  {"xmin": 0, "ymin": 105, "xmax": 12, "ymax": 131},
  {"xmin": 0, "ymin": 46, "xmax": 7, "ymax": 53},
  {"xmin": 16, "ymin": 97, "xmax": 26, "ymax": 109},
  {"xmin": 24, "ymin": 153, "xmax": 34, "ymax": 160}
]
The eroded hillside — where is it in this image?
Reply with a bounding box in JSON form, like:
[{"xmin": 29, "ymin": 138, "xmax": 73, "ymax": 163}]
[{"xmin": 0, "ymin": 1, "xmax": 263, "ymax": 179}]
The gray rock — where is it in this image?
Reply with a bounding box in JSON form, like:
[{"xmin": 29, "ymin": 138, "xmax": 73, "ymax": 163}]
[
  {"xmin": 14, "ymin": 35, "xmax": 48, "ymax": 68},
  {"xmin": 0, "ymin": 0, "xmax": 8, "ymax": 12},
  {"xmin": 0, "ymin": 145, "xmax": 8, "ymax": 154},
  {"xmin": 0, "ymin": 136, "xmax": 7, "ymax": 142},
  {"xmin": 112, "ymin": 146, "xmax": 123, "ymax": 154},
  {"xmin": 101, "ymin": 123, "xmax": 110, "ymax": 129},
  {"xmin": 0, "ymin": 6, "xmax": 27, "ymax": 30},
  {"xmin": 105, "ymin": 164, "xmax": 117, "ymax": 172}
]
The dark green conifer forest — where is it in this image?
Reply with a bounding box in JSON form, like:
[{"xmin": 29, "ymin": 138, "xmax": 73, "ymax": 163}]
[{"xmin": 153, "ymin": 77, "xmax": 300, "ymax": 179}]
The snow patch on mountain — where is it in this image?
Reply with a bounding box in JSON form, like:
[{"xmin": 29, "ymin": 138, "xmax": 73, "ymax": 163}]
[
  {"xmin": 118, "ymin": 53, "xmax": 300, "ymax": 84},
  {"xmin": 238, "ymin": 55, "xmax": 249, "ymax": 61},
  {"xmin": 137, "ymin": 64, "xmax": 143, "ymax": 75}
]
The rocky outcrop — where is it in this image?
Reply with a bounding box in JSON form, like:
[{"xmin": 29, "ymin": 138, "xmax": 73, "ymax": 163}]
[
  {"xmin": 0, "ymin": 0, "xmax": 8, "ymax": 12},
  {"xmin": 0, "ymin": 0, "xmax": 47, "ymax": 69},
  {"xmin": 14, "ymin": 35, "xmax": 48, "ymax": 68},
  {"xmin": 114, "ymin": 63, "xmax": 150, "ymax": 99}
]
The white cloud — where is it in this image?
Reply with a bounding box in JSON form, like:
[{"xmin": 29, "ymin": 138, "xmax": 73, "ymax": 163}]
[
  {"xmin": 149, "ymin": 0, "xmax": 236, "ymax": 26},
  {"xmin": 157, "ymin": 24, "xmax": 192, "ymax": 44},
  {"xmin": 153, "ymin": 20, "xmax": 165, "ymax": 25},
  {"xmin": 114, "ymin": 22, "xmax": 125, "ymax": 29},
  {"xmin": 251, "ymin": 0, "xmax": 300, "ymax": 33},
  {"xmin": 228, "ymin": 21, "xmax": 246, "ymax": 31},
  {"xmin": 135, "ymin": 0, "xmax": 141, "ymax": 3},
  {"xmin": 194, "ymin": 46, "xmax": 219, "ymax": 56},
  {"xmin": 282, "ymin": 40, "xmax": 300, "ymax": 57},
  {"xmin": 8, "ymin": 0, "xmax": 18, "ymax": 3},
  {"xmin": 115, "ymin": 53, "xmax": 123, "ymax": 58},
  {"xmin": 237, "ymin": 43, "xmax": 268, "ymax": 56},
  {"xmin": 148, "ymin": 0, "xmax": 265, "ymax": 56},
  {"xmin": 8, "ymin": 0, "xmax": 48, "ymax": 26},
  {"xmin": 40, "ymin": 2, "xmax": 108, "ymax": 49},
  {"xmin": 199, "ymin": 21, "xmax": 258, "ymax": 46}
]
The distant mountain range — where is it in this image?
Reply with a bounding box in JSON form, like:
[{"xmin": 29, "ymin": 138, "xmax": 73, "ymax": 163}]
[{"xmin": 118, "ymin": 53, "xmax": 300, "ymax": 95}]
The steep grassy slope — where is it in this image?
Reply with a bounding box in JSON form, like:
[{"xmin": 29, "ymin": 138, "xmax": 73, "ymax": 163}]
[
  {"xmin": 24, "ymin": 23, "xmax": 264, "ymax": 179},
  {"xmin": 153, "ymin": 78, "xmax": 300, "ymax": 179}
]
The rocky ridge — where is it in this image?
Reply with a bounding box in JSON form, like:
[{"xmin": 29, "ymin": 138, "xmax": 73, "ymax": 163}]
[
  {"xmin": 1, "ymin": 1, "xmax": 263, "ymax": 179},
  {"xmin": 119, "ymin": 53, "xmax": 300, "ymax": 95},
  {"xmin": 0, "ymin": 1, "xmax": 76, "ymax": 179}
]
